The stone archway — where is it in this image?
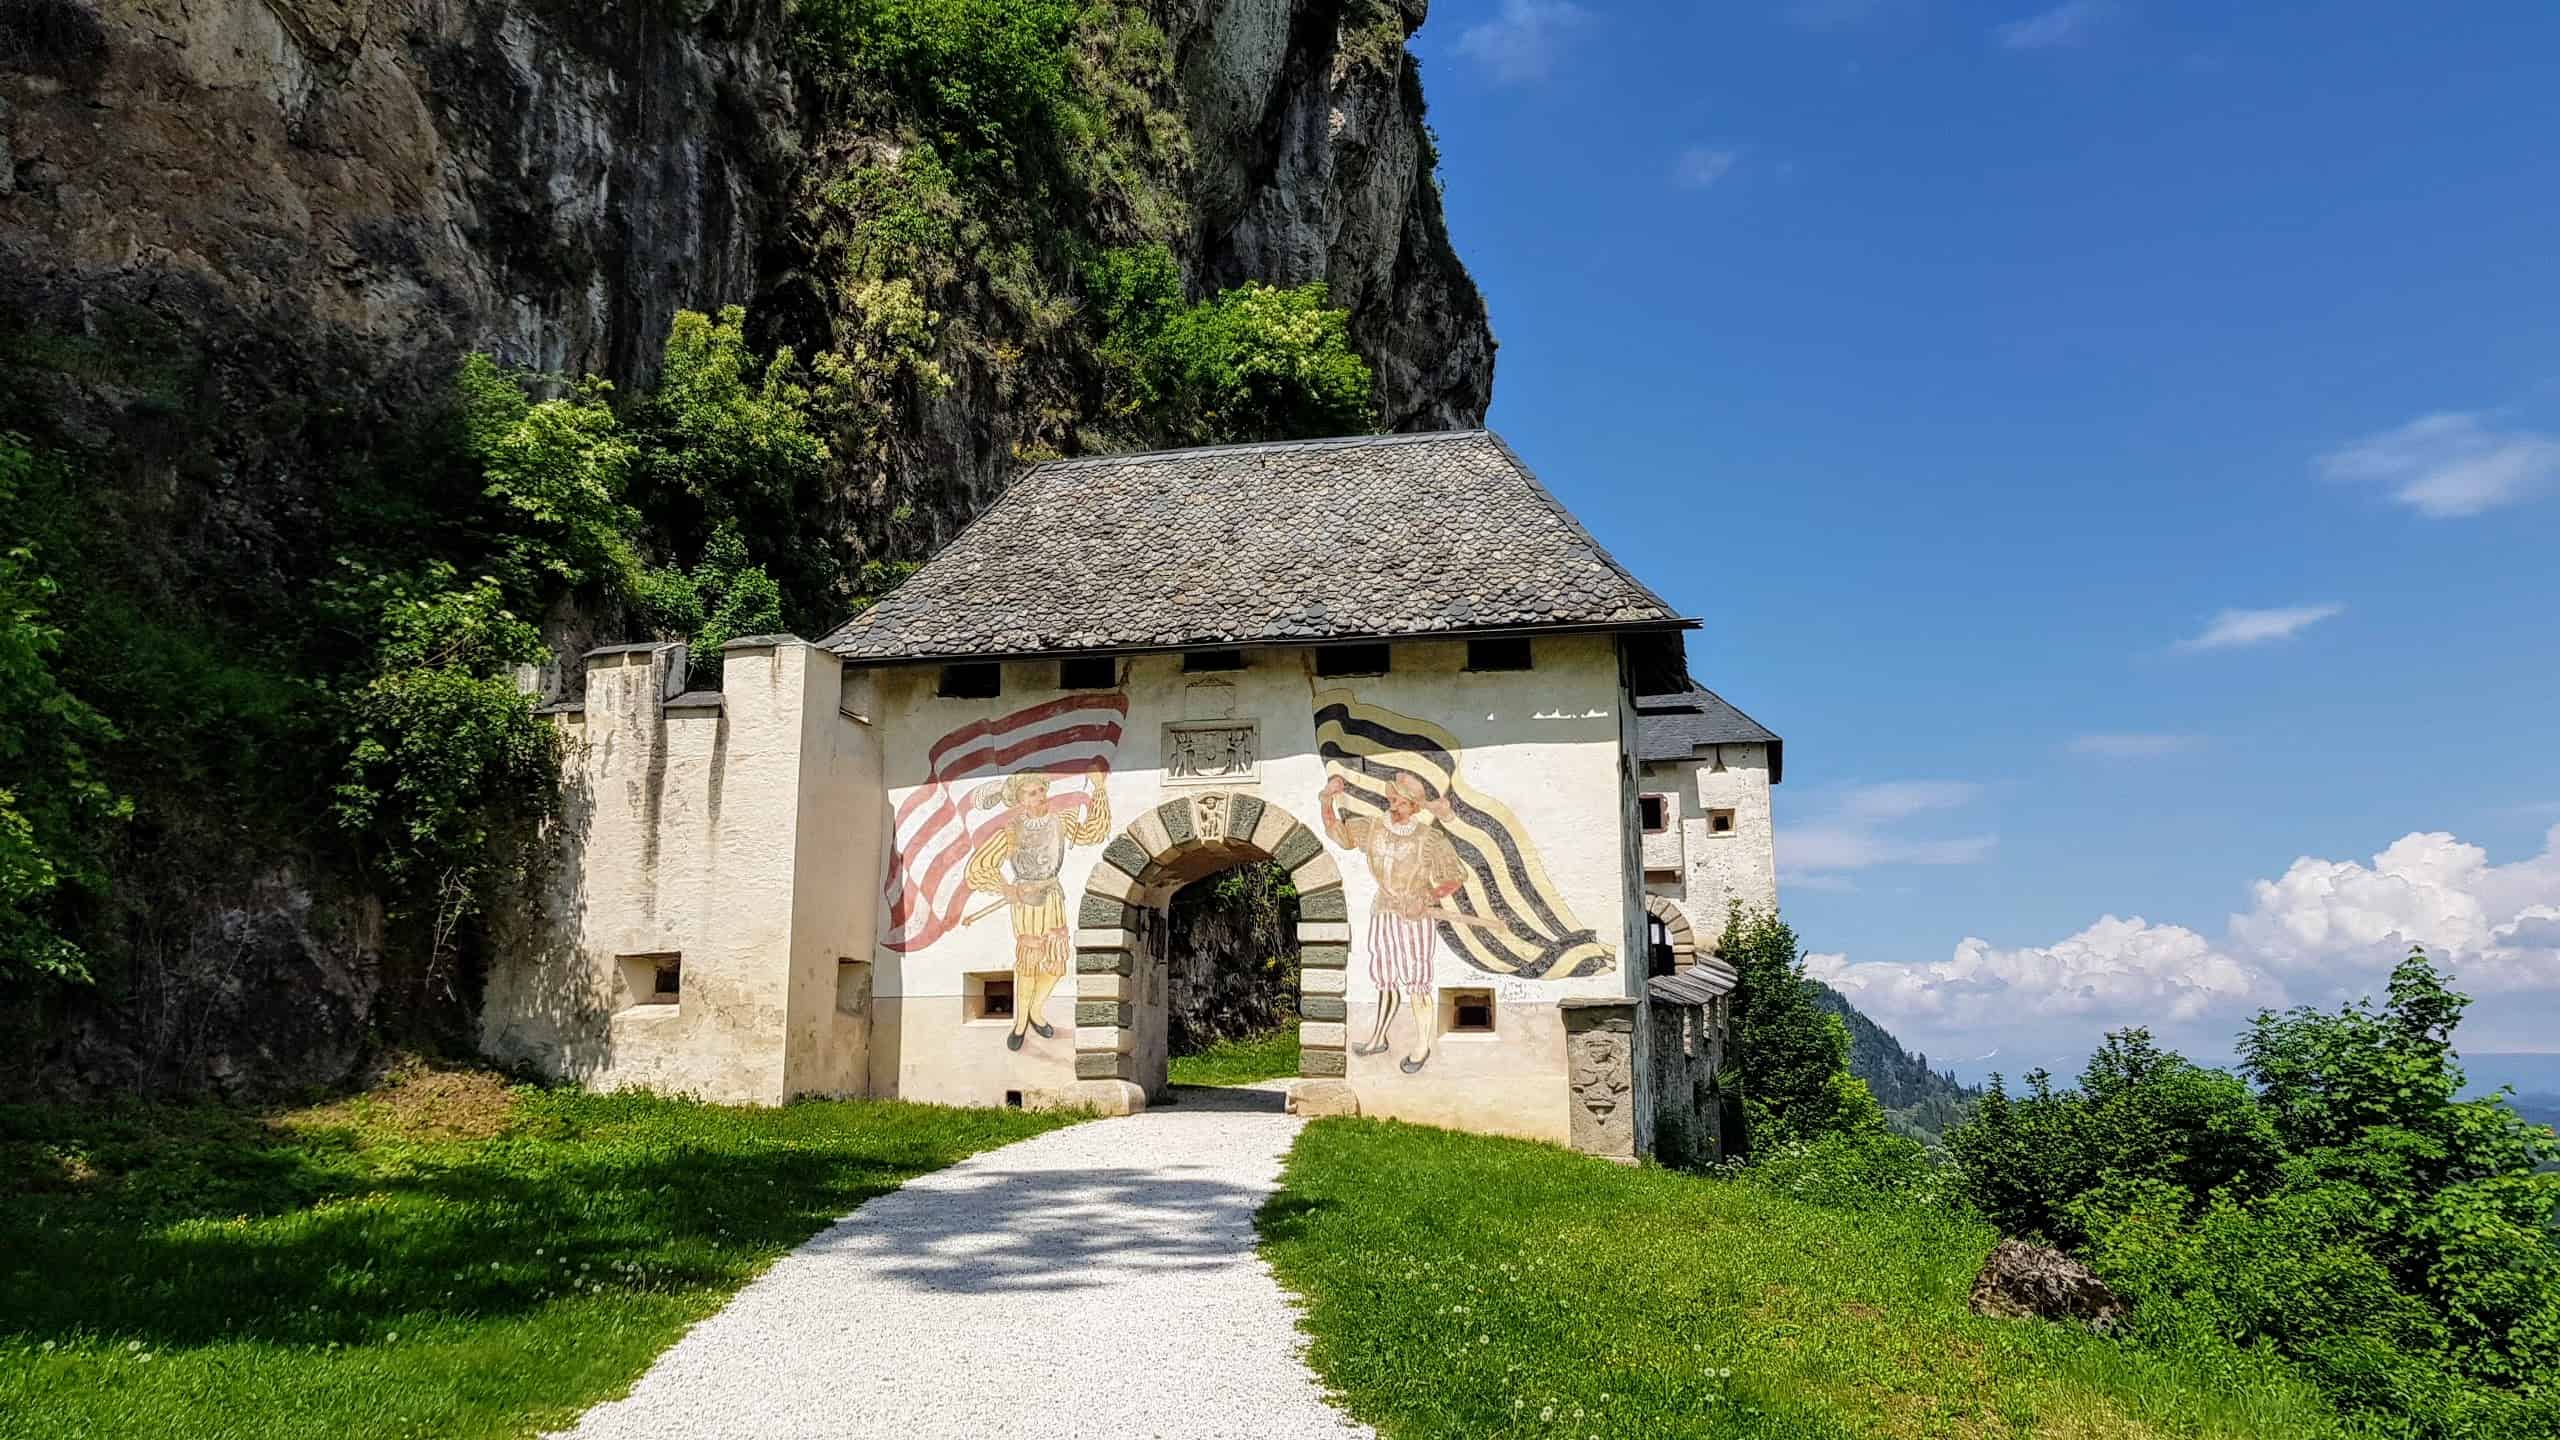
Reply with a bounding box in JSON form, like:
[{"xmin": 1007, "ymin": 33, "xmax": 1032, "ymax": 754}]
[
  {"xmin": 1646, "ymin": 895, "xmax": 1700, "ymax": 968},
  {"xmin": 1071, "ymin": 790, "xmax": 1346, "ymax": 1112}
]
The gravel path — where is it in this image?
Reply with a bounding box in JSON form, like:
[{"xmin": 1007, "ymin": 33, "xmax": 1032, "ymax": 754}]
[{"xmin": 552, "ymin": 1084, "xmax": 1372, "ymax": 1440}]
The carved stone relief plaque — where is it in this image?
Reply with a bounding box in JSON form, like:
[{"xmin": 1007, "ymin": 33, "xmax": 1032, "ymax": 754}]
[{"xmin": 1163, "ymin": 721, "xmax": 1259, "ymax": 786}]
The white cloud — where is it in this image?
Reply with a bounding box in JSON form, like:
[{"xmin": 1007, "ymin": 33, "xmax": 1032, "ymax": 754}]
[
  {"xmin": 1674, "ymin": 146, "xmax": 1738, "ymax": 190},
  {"xmin": 2176, "ymin": 603, "xmax": 2343, "ymax": 652},
  {"xmin": 1812, "ymin": 825, "xmax": 2560, "ymax": 1065},
  {"xmin": 1781, "ymin": 781, "xmax": 1995, "ymax": 885},
  {"xmin": 1994, "ymin": 0, "xmax": 2115, "ymax": 50},
  {"xmin": 2318, "ymin": 412, "xmax": 2560, "ymax": 518},
  {"xmin": 1455, "ymin": 0, "xmax": 1589, "ymax": 84},
  {"xmin": 2068, "ymin": 733, "xmax": 2201, "ymax": 758}
]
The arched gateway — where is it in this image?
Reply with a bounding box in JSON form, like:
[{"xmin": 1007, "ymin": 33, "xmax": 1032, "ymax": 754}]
[
  {"xmin": 1070, "ymin": 792, "xmax": 1346, "ymax": 1112},
  {"xmin": 485, "ymin": 431, "xmax": 1748, "ymax": 1162}
]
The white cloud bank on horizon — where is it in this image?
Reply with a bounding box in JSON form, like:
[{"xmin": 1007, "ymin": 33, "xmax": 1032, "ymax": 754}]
[
  {"xmin": 2319, "ymin": 412, "xmax": 2560, "ymax": 518},
  {"xmin": 1455, "ymin": 0, "xmax": 1588, "ymax": 84},
  {"xmin": 1809, "ymin": 825, "xmax": 2560, "ymax": 1067},
  {"xmin": 2176, "ymin": 603, "xmax": 2344, "ymax": 652}
]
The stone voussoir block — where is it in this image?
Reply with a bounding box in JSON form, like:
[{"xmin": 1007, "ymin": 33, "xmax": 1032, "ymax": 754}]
[
  {"xmin": 1298, "ymin": 887, "xmax": 1348, "ymax": 922},
  {"xmin": 1154, "ymin": 799, "xmax": 1194, "ymax": 846},
  {"xmin": 1299, "ymin": 941, "xmax": 1350, "ymax": 970},
  {"xmin": 1299, "ymin": 995, "xmax": 1346, "ymax": 1022},
  {"xmin": 1075, "ymin": 999, "xmax": 1133, "ymax": 1028},
  {"xmin": 1077, "ymin": 892, "xmax": 1138, "ymax": 929},
  {"xmin": 1075, "ymin": 1050, "xmax": 1136, "ymax": 1081},
  {"xmin": 1075, "ymin": 947, "xmax": 1134, "ymax": 975},
  {"xmin": 1270, "ymin": 824, "xmax": 1323, "ymax": 872}
]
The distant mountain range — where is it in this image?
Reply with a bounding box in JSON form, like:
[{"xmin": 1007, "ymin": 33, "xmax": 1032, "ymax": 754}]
[
  {"xmin": 2464, "ymin": 1054, "xmax": 2560, "ymax": 1132},
  {"xmin": 1809, "ymin": 980, "xmax": 1982, "ymax": 1147}
]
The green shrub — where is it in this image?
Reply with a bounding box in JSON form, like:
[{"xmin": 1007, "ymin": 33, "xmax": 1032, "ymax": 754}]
[
  {"xmin": 1944, "ymin": 949, "xmax": 2560, "ymax": 1439},
  {"xmin": 1721, "ymin": 906, "xmax": 1885, "ymax": 1151},
  {"xmin": 1737, "ymin": 1127, "xmax": 1959, "ymax": 1216},
  {"xmin": 0, "ymin": 435, "xmax": 129, "ymax": 984},
  {"xmin": 1089, "ymin": 246, "xmax": 1377, "ymax": 445}
]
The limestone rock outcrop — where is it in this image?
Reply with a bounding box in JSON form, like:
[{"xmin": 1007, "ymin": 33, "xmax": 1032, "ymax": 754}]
[
  {"xmin": 1968, "ymin": 1240, "xmax": 2128, "ymax": 1331},
  {"xmin": 0, "ymin": 0, "xmax": 1492, "ymax": 1095}
]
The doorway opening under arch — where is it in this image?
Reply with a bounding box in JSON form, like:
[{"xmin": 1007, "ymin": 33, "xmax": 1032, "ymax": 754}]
[{"xmin": 1071, "ymin": 791, "xmax": 1348, "ymax": 1113}]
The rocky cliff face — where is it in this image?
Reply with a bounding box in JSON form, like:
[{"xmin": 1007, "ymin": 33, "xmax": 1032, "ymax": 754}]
[{"xmin": 0, "ymin": 0, "xmax": 1491, "ymax": 1095}]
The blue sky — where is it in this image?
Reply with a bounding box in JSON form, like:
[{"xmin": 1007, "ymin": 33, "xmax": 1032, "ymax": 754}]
[{"xmin": 1408, "ymin": 0, "xmax": 2560, "ymax": 1074}]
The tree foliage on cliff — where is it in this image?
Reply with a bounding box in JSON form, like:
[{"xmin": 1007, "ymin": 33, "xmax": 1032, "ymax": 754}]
[
  {"xmin": 0, "ymin": 435, "xmax": 129, "ymax": 984},
  {"xmin": 1948, "ymin": 949, "xmax": 2560, "ymax": 1439},
  {"xmin": 1091, "ymin": 245, "xmax": 1376, "ymax": 444}
]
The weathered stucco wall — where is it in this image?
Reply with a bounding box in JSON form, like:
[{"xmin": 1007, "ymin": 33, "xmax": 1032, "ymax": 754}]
[
  {"xmin": 482, "ymin": 639, "xmax": 877, "ymax": 1104},
  {"xmin": 1640, "ymin": 740, "xmax": 1778, "ymax": 952},
  {"xmin": 488, "ymin": 631, "xmax": 1649, "ymax": 1145}
]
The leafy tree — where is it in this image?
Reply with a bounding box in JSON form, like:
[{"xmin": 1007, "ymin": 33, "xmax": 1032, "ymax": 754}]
[
  {"xmin": 454, "ymin": 356, "xmax": 640, "ymax": 592},
  {"xmin": 1721, "ymin": 906, "xmax": 1884, "ymax": 1151},
  {"xmin": 1089, "ymin": 246, "xmax": 1377, "ymax": 445},
  {"xmin": 0, "ymin": 435, "xmax": 130, "ymax": 983},
  {"xmin": 1944, "ymin": 949, "xmax": 2560, "ymax": 1438},
  {"xmin": 333, "ymin": 569, "xmax": 557, "ymax": 981}
]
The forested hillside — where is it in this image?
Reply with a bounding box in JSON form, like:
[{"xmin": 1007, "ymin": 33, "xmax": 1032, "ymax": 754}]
[
  {"xmin": 1811, "ymin": 978, "xmax": 1979, "ymax": 1145},
  {"xmin": 0, "ymin": 0, "xmax": 1491, "ymax": 1096}
]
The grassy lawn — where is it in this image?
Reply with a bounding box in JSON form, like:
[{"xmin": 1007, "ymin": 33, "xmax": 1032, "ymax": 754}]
[
  {"xmin": 1262, "ymin": 1119, "xmax": 2350, "ymax": 1440},
  {"xmin": 0, "ymin": 1066, "xmax": 1078, "ymax": 1440},
  {"xmin": 1167, "ymin": 1028, "xmax": 1299, "ymax": 1087}
]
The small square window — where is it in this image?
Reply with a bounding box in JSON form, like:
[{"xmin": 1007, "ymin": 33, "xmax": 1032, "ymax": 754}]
[
  {"xmin": 976, "ymin": 976, "xmax": 1015, "ymax": 1020},
  {"xmin": 1707, "ymin": 808, "xmax": 1737, "ymax": 835},
  {"xmin": 1639, "ymin": 795, "xmax": 1669, "ymax": 832},
  {"xmin": 1447, "ymin": 988, "xmax": 1496, "ymax": 1034},
  {"xmin": 1059, "ymin": 656, "xmax": 1117, "ymax": 690},
  {"xmin": 938, "ymin": 662, "xmax": 1001, "ymax": 699},
  {"xmin": 1465, "ymin": 637, "xmax": 1533, "ymax": 672},
  {"xmin": 1183, "ymin": 649, "xmax": 1245, "ymax": 672},
  {"xmin": 617, "ymin": 952, "xmax": 682, "ymax": 1009},
  {"xmin": 1315, "ymin": 643, "xmax": 1390, "ymax": 677}
]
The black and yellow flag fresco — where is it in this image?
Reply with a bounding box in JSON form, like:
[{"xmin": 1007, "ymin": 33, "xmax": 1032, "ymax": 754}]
[{"xmin": 1313, "ymin": 689, "xmax": 1617, "ymax": 979}]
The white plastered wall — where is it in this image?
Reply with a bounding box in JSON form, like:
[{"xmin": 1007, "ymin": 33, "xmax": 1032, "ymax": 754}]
[
  {"xmin": 480, "ymin": 640, "xmax": 880, "ymax": 1105},
  {"xmin": 860, "ymin": 633, "xmax": 1643, "ymax": 1142}
]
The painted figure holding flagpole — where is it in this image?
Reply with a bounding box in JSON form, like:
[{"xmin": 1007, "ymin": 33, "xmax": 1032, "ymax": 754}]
[
  {"xmin": 1321, "ymin": 770, "xmax": 1469, "ymax": 1073},
  {"xmin": 962, "ymin": 761, "xmax": 1112, "ymax": 1050}
]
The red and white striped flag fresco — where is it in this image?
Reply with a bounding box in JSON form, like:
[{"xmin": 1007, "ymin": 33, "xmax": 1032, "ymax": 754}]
[{"xmin": 878, "ymin": 691, "xmax": 1129, "ymax": 953}]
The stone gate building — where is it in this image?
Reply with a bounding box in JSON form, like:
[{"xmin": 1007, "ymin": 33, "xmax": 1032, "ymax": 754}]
[{"xmin": 485, "ymin": 431, "xmax": 1784, "ymax": 1160}]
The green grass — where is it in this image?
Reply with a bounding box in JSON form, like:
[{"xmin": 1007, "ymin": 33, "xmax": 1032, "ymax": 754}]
[
  {"xmin": 1261, "ymin": 1119, "xmax": 2351, "ymax": 1440},
  {"xmin": 0, "ymin": 1067, "xmax": 1080, "ymax": 1440},
  {"xmin": 1167, "ymin": 1028, "xmax": 1300, "ymax": 1087}
]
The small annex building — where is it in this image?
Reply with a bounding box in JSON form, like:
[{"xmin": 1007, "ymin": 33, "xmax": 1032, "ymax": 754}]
[{"xmin": 485, "ymin": 431, "xmax": 1781, "ymax": 1161}]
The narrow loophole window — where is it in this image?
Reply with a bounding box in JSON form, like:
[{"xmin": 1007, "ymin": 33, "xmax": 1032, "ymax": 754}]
[
  {"xmin": 1640, "ymin": 795, "xmax": 1668, "ymax": 832},
  {"xmin": 1464, "ymin": 637, "xmax": 1533, "ymax": 672},
  {"xmin": 1707, "ymin": 808, "xmax": 1737, "ymax": 836},
  {"xmin": 1183, "ymin": 649, "xmax": 1245, "ymax": 672},
  {"xmin": 938, "ymin": 662, "xmax": 1001, "ymax": 698}
]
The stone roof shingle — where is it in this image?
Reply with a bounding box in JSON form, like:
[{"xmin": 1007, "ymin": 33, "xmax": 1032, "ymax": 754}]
[
  {"xmin": 1636, "ymin": 685, "xmax": 1784, "ymax": 782},
  {"xmin": 820, "ymin": 431, "xmax": 1687, "ymax": 662}
]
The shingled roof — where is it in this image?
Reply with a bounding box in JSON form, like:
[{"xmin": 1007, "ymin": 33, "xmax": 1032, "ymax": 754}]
[
  {"xmin": 819, "ymin": 431, "xmax": 1689, "ymax": 663},
  {"xmin": 1636, "ymin": 685, "xmax": 1784, "ymax": 783}
]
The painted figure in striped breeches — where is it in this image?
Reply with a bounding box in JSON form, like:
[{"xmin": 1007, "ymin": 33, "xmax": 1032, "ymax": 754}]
[
  {"xmin": 964, "ymin": 763, "xmax": 1111, "ymax": 1050},
  {"xmin": 1321, "ymin": 771, "xmax": 1468, "ymax": 1073}
]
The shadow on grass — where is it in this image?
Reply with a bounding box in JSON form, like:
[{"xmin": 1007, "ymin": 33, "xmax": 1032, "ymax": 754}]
[{"xmin": 0, "ymin": 1096, "xmax": 1063, "ymax": 1353}]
